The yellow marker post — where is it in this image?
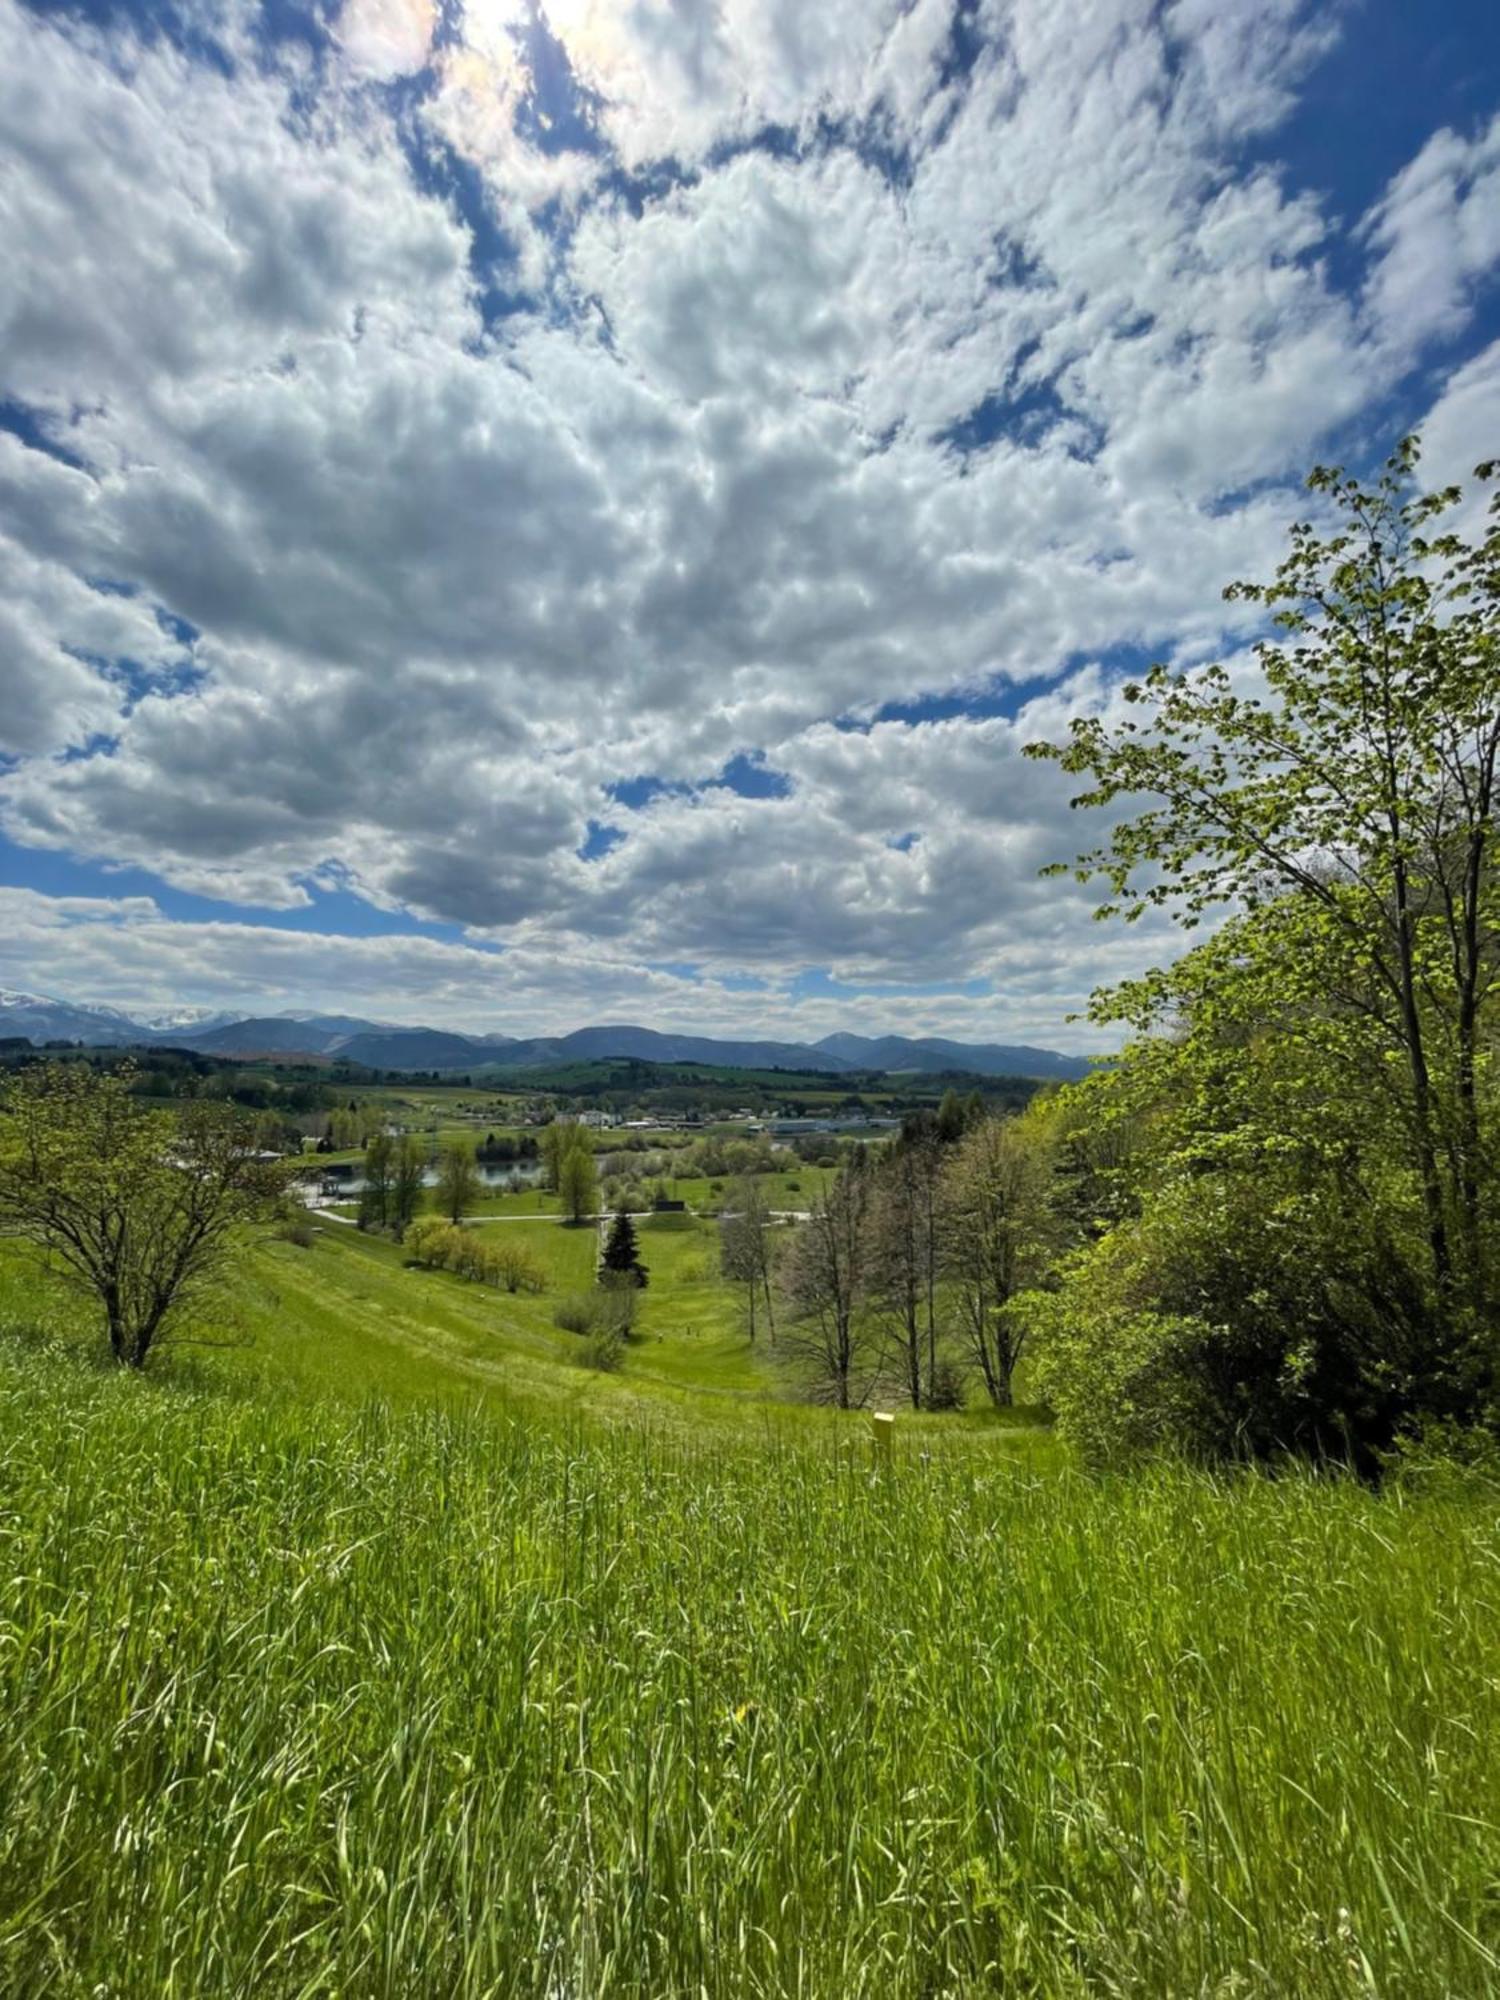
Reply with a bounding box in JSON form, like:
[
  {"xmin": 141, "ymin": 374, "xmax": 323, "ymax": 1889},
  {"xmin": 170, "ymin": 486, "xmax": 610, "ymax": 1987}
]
[{"xmin": 871, "ymin": 1410, "xmax": 895, "ymax": 1469}]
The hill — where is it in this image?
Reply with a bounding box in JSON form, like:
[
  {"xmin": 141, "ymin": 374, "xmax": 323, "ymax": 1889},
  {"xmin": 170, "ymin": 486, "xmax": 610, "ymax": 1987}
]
[
  {"xmin": 0, "ymin": 1234, "xmax": 1493, "ymax": 1998},
  {"xmin": 815, "ymin": 1032, "xmax": 1092, "ymax": 1080},
  {"xmin": 0, "ymin": 990, "xmax": 1093, "ymax": 1079}
]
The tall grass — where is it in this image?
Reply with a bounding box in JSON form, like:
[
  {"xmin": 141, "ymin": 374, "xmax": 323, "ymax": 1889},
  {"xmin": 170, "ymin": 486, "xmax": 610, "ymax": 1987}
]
[{"xmin": 0, "ymin": 1338, "xmax": 1497, "ymax": 1997}]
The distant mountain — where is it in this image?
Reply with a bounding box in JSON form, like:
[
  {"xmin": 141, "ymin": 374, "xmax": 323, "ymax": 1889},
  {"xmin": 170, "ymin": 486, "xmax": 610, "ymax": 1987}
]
[
  {"xmin": 333, "ymin": 1028, "xmax": 514, "ymax": 1070},
  {"xmin": 522, "ymin": 1025, "xmax": 866, "ymax": 1072},
  {"xmin": 814, "ymin": 1032, "xmax": 1093, "ymax": 1081},
  {"xmin": 167, "ymin": 1015, "xmax": 376, "ymax": 1056},
  {"xmin": 0, "ymin": 990, "xmax": 1094, "ymax": 1079},
  {"xmin": 0, "ymin": 990, "xmax": 143, "ymax": 1045},
  {"xmin": 134, "ymin": 1006, "xmax": 244, "ymax": 1035}
]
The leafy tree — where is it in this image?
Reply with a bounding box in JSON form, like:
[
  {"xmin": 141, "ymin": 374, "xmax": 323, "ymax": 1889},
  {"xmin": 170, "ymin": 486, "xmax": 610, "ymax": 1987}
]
[
  {"xmin": 391, "ymin": 1134, "xmax": 427, "ymax": 1235},
  {"xmin": 0, "ymin": 1063, "xmax": 286, "ymax": 1368},
  {"xmin": 558, "ymin": 1136, "xmax": 599, "ymax": 1226},
  {"xmin": 541, "ymin": 1117, "xmax": 580, "ymax": 1193},
  {"xmin": 434, "ymin": 1139, "xmax": 481, "ymax": 1224},
  {"xmin": 1028, "ymin": 440, "xmax": 1500, "ymax": 1453},
  {"xmin": 935, "ymin": 1088, "xmax": 967, "ymax": 1144},
  {"xmin": 357, "ymin": 1132, "xmax": 393, "ymax": 1232},
  {"xmin": 600, "ymin": 1210, "xmax": 648, "ymax": 1288}
]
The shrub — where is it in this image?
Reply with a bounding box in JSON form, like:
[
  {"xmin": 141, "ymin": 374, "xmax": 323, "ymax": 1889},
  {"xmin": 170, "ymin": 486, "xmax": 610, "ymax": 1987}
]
[
  {"xmin": 925, "ymin": 1356, "xmax": 968, "ymax": 1412},
  {"xmin": 404, "ymin": 1217, "xmax": 459, "ymax": 1269},
  {"xmin": 1027, "ymin": 1171, "xmax": 1450, "ymax": 1471},
  {"xmin": 596, "ymin": 1285, "xmax": 637, "ymax": 1338},
  {"xmin": 490, "ymin": 1240, "xmax": 546, "ymax": 1294},
  {"xmin": 553, "ymin": 1294, "xmax": 598, "ymax": 1334},
  {"xmin": 576, "ymin": 1329, "xmax": 625, "ymax": 1372}
]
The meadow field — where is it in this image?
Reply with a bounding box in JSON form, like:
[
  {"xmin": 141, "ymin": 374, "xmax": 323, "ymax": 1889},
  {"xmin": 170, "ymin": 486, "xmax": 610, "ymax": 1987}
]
[{"xmin": 0, "ymin": 1220, "xmax": 1498, "ymax": 1998}]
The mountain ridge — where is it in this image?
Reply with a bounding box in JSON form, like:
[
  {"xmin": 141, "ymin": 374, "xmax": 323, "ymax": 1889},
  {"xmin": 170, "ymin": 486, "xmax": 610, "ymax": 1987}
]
[{"xmin": 0, "ymin": 990, "xmax": 1095, "ymax": 1080}]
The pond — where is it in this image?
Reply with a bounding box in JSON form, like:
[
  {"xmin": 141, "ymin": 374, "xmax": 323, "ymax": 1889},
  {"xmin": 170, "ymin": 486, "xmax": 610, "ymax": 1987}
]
[{"xmin": 310, "ymin": 1160, "xmax": 544, "ymax": 1194}]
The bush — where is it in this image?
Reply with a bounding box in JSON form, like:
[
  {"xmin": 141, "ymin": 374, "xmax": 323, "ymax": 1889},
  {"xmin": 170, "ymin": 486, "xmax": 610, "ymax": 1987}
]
[
  {"xmin": 554, "ymin": 1287, "xmax": 638, "ymax": 1339},
  {"xmin": 404, "ymin": 1217, "xmax": 460, "ymax": 1268},
  {"xmin": 490, "ymin": 1240, "xmax": 546, "ymax": 1294},
  {"xmin": 1027, "ymin": 1171, "xmax": 1450, "ymax": 1471},
  {"xmin": 404, "ymin": 1221, "xmax": 544, "ymax": 1295},
  {"xmin": 552, "ymin": 1294, "xmax": 598, "ymax": 1334},
  {"xmin": 276, "ymin": 1211, "xmax": 316, "ymax": 1249},
  {"xmin": 925, "ymin": 1356, "xmax": 968, "ymax": 1412},
  {"xmin": 576, "ymin": 1329, "xmax": 625, "ymax": 1372}
]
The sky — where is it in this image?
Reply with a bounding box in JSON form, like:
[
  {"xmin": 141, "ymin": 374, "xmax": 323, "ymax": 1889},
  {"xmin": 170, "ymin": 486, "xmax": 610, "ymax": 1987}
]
[{"xmin": 0, "ymin": 0, "xmax": 1498, "ymax": 1050}]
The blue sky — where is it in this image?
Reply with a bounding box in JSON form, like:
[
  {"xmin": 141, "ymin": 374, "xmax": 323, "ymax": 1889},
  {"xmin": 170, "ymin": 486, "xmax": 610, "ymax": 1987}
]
[{"xmin": 0, "ymin": 0, "xmax": 1497, "ymax": 1046}]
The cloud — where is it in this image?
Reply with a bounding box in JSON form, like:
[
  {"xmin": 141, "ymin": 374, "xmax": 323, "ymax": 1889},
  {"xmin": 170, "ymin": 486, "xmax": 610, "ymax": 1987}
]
[
  {"xmin": 1363, "ymin": 114, "xmax": 1500, "ymax": 351},
  {"xmin": 0, "ymin": 0, "xmax": 1496, "ymax": 1037}
]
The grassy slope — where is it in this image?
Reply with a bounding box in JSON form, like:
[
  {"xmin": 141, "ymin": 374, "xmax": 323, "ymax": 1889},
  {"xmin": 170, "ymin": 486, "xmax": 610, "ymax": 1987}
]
[
  {"xmin": 0, "ymin": 1333, "xmax": 1497, "ymax": 1998},
  {"xmin": 0, "ymin": 1222, "xmax": 1039, "ymax": 1445}
]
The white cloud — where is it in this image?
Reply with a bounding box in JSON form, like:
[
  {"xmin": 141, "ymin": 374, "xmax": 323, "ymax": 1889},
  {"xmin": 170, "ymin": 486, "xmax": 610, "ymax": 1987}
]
[
  {"xmin": 1363, "ymin": 114, "xmax": 1500, "ymax": 352},
  {"xmin": 0, "ymin": 0, "xmax": 1496, "ymax": 1039}
]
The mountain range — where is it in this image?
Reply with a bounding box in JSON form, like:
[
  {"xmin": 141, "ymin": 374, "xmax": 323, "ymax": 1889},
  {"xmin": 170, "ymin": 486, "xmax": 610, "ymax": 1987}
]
[{"xmin": 0, "ymin": 990, "xmax": 1094, "ymax": 1081}]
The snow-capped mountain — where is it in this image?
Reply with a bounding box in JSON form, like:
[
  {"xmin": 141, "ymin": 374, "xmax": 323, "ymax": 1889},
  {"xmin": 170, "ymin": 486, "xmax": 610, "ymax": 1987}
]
[{"xmin": 0, "ymin": 990, "xmax": 144, "ymax": 1044}]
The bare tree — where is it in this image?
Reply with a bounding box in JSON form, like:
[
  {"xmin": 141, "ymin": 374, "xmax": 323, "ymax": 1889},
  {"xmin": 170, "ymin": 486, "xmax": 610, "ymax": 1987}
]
[
  {"xmin": 780, "ymin": 1157, "xmax": 874, "ymax": 1407},
  {"xmin": 0, "ymin": 1062, "xmax": 286, "ymax": 1369},
  {"xmin": 941, "ymin": 1107, "xmax": 1059, "ymax": 1407},
  {"xmin": 719, "ymin": 1175, "xmax": 778, "ymax": 1343},
  {"xmin": 866, "ymin": 1133, "xmax": 941, "ymax": 1406}
]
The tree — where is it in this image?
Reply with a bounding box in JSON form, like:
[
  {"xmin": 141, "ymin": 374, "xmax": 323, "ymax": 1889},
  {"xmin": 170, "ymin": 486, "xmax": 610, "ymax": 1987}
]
[
  {"xmin": 600, "ymin": 1210, "xmax": 648, "ymax": 1288},
  {"xmin": 541, "ymin": 1116, "xmax": 580, "ymax": 1193},
  {"xmin": 866, "ymin": 1132, "xmax": 941, "ymax": 1405},
  {"xmin": 719, "ymin": 1175, "xmax": 776, "ymax": 1342},
  {"xmin": 357, "ymin": 1132, "xmax": 393, "ymax": 1231},
  {"xmin": 935, "ymin": 1088, "xmax": 967, "ymax": 1144},
  {"xmin": 942, "ymin": 1104, "xmax": 1059, "ymax": 1408},
  {"xmin": 1028, "ymin": 439, "xmax": 1500, "ymax": 1451},
  {"xmin": 391, "ymin": 1134, "xmax": 427, "ymax": 1235},
  {"xmin": 0, "ymin": 1062, "xmax": 286, "ymax": 1369},
  {"xmin": 558, "ymin": 1136, "xmax": 599, "ymax": 1226},
  {"xmin": 781, "ymin": 1157, "xmax": 874, "ymax": 1408},
  {"xmin": 434, "ymin": 1139, "xmax": 481, "ymax": 1224}
]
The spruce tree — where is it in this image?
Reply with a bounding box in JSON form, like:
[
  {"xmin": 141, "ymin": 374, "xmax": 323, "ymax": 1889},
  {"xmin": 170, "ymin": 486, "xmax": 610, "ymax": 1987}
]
[{"xmin": 600, "ymin": 1210, "xmax": 648, "ymax": 1288}]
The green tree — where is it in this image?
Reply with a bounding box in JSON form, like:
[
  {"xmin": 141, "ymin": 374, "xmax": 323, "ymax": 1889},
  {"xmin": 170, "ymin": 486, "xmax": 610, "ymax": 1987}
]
[
  {"xmin": 357, "ymin": 1132, "xmax": 394, "ymax": 1232},
  {"xmin": 599, "ymin": 1210, "xmax": 648, "ymax": 1288},
  {"xmin": 1029, "ymin": 439, "xmax": 1500, "ymax": 1450},
  {"xmin": 433, "ymin": 1139, "xmax": 481, "ymax": 1224},
  {"xmin": 541, "ymin": 1117, "xmax": 579, "ymax": 1193},
  {"xmin": 0, "ymin": 1063, "xmax": 286, "ymax": 1369},
  {"xmin": 934, "ymin": 1088, "xmax": 966, "ymax": 1144},
  {"xmin": 391, "ymin": 1134, "xmax": 427, "ymax": 1235},
  {"xmin": 558, "ymin": 1136, "xmax": 599, "ymax": 1226}
]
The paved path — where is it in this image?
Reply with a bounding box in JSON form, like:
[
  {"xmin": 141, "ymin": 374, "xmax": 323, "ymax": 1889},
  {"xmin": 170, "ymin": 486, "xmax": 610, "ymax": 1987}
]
[{"xmin": 303, "ymin": 1200, "xmax": 812, "ymax": 1228}]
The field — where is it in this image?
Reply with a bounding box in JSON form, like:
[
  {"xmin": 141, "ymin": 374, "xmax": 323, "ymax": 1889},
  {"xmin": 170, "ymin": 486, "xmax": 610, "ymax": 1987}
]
[
  {"xmin": 1, "ymin": 1222, "xmax": 1498, "ymax": 1998},
  {"xmin": 1, "ymin": 1320, "xmax": 1498, "ymax": 1997}
]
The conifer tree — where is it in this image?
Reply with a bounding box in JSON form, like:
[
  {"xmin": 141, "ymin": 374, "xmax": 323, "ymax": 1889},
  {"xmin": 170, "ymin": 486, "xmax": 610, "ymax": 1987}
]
[{"xmin": 600, "ymin": 1209, "xmax": 648, "ymax": 1288}]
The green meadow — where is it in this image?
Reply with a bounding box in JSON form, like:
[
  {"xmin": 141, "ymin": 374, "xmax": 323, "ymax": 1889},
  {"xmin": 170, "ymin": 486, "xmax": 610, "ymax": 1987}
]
[{"xmin": 1, "ymin": 1218, "xmax": 1498, "ymax": 1997}]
